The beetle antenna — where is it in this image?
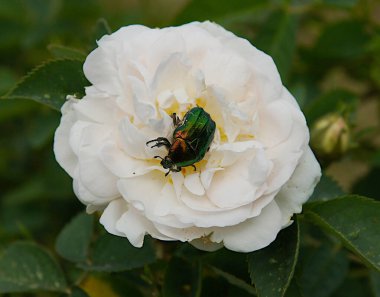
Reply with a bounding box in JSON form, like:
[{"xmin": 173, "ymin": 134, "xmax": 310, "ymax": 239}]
[{"xmin": 154, "ymin": 156, "xmax": 163, "ymax": 160}]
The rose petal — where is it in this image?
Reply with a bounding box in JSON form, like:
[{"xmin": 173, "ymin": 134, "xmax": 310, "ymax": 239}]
[
  {"xmin": 211, "ymin": 200, "xmax": 283, "ymax": 252},
  {"xmin": 115, "ymin": 206, "xmax": 174, "ymax": 247},
  {"xmin": 184, "ymin": 173, "xmax": 205, "ymax": 196},
  {"xmin": 275, "ymin": 147, "xmax": 321, "ymax": 226},
  {"xmin": 54, "ymin": 100, "xmax": 78, "ymax": 177},
  {"xmin": 99, "ymin": 198, "xmax": 128, "ymax": 237}
]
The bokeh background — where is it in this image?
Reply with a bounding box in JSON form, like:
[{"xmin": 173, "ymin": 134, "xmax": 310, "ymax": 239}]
[{"xmin": 0, "ymin": 0, "xmax": 379, "ymax": 296}]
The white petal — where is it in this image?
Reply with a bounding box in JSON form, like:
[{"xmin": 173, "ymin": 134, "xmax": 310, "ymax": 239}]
[
  {"xmin": 129, "ymin": 76, "xmax": 157, "ymax": 124},
  {"xmin": 200, "ymin": 167, "xmax": 223, "ymax": 190},
  {"xmin": 119, "ymin": 117, "xmax": 163, "ymax": 160},
  {"xmin": 184, "ymin": 173, "xmax": 205, "ymax": 196},
  {"xmin": 207, "ymin": 158, "xmax": 259, "ymax": 209},
  {"xmin": 211, "ymin": 200, "xmax": 283, "ymax": 252},
  {"xmin": 153, "ymin": 223, "xmax": 212, "ymax": 242},
  {"xmin": 257, "ymin": 99, "xmax": 293, "ymax": 147},
  {"xmin": 69, "ymin": 121, "xmax": 112, "ymax": 156},
  {"xmin": 78, "ymin": 152, "xmax": 119, "ymax": 199},
  {"xmin": 275, "ymin": 147, "xmax": 321, "ymax": 226},
  {"xmin": 212, "ymin": 140, "xmax": 263, "ymax": 167},
  {"xmin": 100, "ymin": 141, "xmax": 162, "ymax": 177},
  {"xmin": 73, "ymin": 178, "xmax": 113, "ymax": 206},
  {"xmin": 147, "ymin": 29, "xmax": 186, "ymax": 72},
  {"xmin": 99, "ymin": 199, "xmax": 128, "ymax": 237},
  {"xmin": 115, "ymin": 206, "xmax": 174, "ymax": 247},
  {"xmin": 151, "ymin": 53, "xmax": 190, "ymax": 95},
  {"xmin": 83, "ymin": 25, "xmax": 149, "ymax": 95},
  {"xmin": 73, "ymin": 94, "xmax": 123, "ymax": 125},
  {"xmin": 54, "ymin": 101, "xmax": 78, "ymax": 177}
]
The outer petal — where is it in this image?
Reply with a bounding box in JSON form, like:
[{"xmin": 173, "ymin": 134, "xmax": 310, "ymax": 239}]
[
  {"xmin": 275, "ymin": 147, "xmax": 321, "ymax": 226},
  {"xmin": 54, "ymin": 99, "xmax": 78, "ymax": 177},
  {"xmin": 115, "ymin": 206, "xmax": 175, "ymax": 247},
  {"xmin": 211, "ymin": 200, "xmax": 283, "ymax": 252},
  {"xmin": 99, "ymin": 198, "xmax": 128, "ymax": 237}
]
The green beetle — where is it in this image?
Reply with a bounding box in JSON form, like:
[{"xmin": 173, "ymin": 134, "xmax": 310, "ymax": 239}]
[{"xmin": 146, "ymin": 107, "xmax": 216, "ymax": 176}]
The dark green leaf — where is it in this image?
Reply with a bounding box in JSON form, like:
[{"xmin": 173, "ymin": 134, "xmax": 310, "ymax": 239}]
[
  {"xmin": 353, "ymin": 167, "xmax": 380, "ymax": 201},
  {"xmin": 163, "ymin": 257, "xmax": 202, "ymax": 297},
  {"xmin": 204, "ymin": 249, "xmax": 250, "ymax": 283},
  {"xmin": 305, "ymin": 89, "xmax": 358, "ymax": 125},
  {"xmin": 71, "ymin": 287, "xmax": 90, "ymax": 297},
  {"xmin": 0, "ymin": 242, "xmax": 68, "ymax": 293},
  {"xmin": 305, "ymin": 196, "xmax": 380, "ymax": 271},
  {"xmin": 323, "ymin": 0, "xmax": 358, "ymax": 8},
  {"xmin": 254, "ymin": 10, "xmax": 297, "ymax": 81},
  {"xmin": 284, "ymin": 278, "xmax": 303, "ymax": 297},
  {"xmin": 332, "ymin": 274, "xmax": 373, "ymax": 297},
  {"xmin": 313, "ymin": 21, "xmax": 369, "ymax": 59},
  {"xmin": 80, "ymin": 234, "xmax": 156, "ymax": 272},
  {"xmin": 93, "ymin": 18, "xmax": 112, "ymax": 43},
  {"xmin": 0, "ymin": 67, "xmax": 18, "ymax": 95},
  {"xmin": 308, "ymin": 174, "xmax": 344, "ymax": 203},
  {"xmin": 3, "ymin": 59, "xmax": 88, "ymax": 111},
  {"xmin": 247, "ymin": 220, "xmax": 299, "ymax": 297},
  {"xmin": 175, "ymin": 0, "xmax": 266, "ymax": 23},
  {"xmin": 48, "ymin": 44, "xmax": 86, "ymax": 60},
  {"xmin": 0, "ymin": 99, "xmax": 37, "ymax": 123},
  {"xmin": 55, "ymin": 212, "xmax": 94, "ymax": 263},
  {"xmin": 209, "ymin": 266, "xmax": 255, "ymax": 295},
  {"xmin": 297, "ymin": 242, "xmax": 348, "ymax": 297},
  {"xmin": 370, "ymin": 270, "xmax": 380, "ymax": 297}
]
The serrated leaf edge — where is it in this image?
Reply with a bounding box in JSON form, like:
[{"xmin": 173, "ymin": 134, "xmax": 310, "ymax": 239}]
[{"xmin": 305, "ymin": 195, "xmax": 380, "ymax": 272}]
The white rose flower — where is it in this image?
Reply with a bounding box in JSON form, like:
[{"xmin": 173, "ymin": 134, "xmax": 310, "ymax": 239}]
[{"xmin": 54, "ymin": 21, "xmax": 321, "ymax": 252}]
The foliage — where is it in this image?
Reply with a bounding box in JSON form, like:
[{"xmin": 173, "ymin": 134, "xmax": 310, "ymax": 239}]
[{"xmin": 0, "ymin": 0, "xmax": 379, "ymax": 296}]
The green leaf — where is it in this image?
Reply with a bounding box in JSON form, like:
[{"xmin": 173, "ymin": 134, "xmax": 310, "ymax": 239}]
[
  {"xmin": 0, "ymin": 67, "xmax": 18, "ymax": 95},
  {"xmin": 322, "ymin": 0, "xmax": 359, "ymax": 9},
  {"xmin": 163, "ymin": 257, "xmax": 202, "ymax": 297},
  {"xmin": 305, "ymin": 89, "xmax": 358, "ymax": 125},
  {"xmin": 175, "ymin": 0, "xmax": 267, "ymax": 23},
  {"xmin": 247, "ymin": 220, "xmax": 299, "ymax": 297},
  {"xmin": 305, "ymin": 196, "xmax": 380, "ymax": 271},
  {"xmin": 55, "ymin": 212, "xmax": 94, "ymax": 263},
  {"xmin": 3, "ymin": 59, "xmax": 88, "ymax": 111},
  {"xmin": 80, "ymin": 234, "xmax": 156, "ymax": 272},
  {"xmin": 92, "ymin": 18, "xmax": 112, "ymax": 45},
  {"xmin": 296, "ymin": 242, "xmax": 349, "ymax": 297},
  {"xmin": 313, "ymin": 21, "xmax": 369, "ymax": 59},
  {"xmin": 308, "ymin": 174, "xmax": 344, "ymax": 203},
  {"xmin": 71, "ymin": 287, "xmax": 90, "ymax": 297},
  {"xmin": 370, "ymin": 270, "xmax": 380, "ymax": 297},
  {"xmin": 353, "ymin": 167, "xmax": 380, "ymax": 201},
  {"xmin": 332, "ymin": 274, "xmax": 373, "ymax": 297},
  {"xmin": 254, "ymin": 10, "xmax": 297, "ymax": 81},
  {"xmin": 48, "ymin": 44, "xmax": 86, "ymax": 60},
  {"xmin": 0, "ymin": 242, "xmax": 68, "ymax": 293},
  {"xmin": 209, "ymin": 266, "xmax": 255, "ymax": 295},
  {"xmin": 284, "ymin": 278, "xmax": 303, "ymax": 297}
]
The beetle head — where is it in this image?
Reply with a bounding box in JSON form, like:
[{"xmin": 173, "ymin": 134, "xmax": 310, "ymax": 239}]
[
  {"xmin": 160, "ymin": 156, "xmax": 175, "ymax": 169},
  {"xmin": 154, "ymin": 156, "xmax": 180, "ymax": 176}
]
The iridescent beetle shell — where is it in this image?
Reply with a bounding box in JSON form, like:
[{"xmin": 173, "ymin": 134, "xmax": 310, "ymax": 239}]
[{"xmin": 146, "ymin": 107, "xmax": 216, "ymax": 176}]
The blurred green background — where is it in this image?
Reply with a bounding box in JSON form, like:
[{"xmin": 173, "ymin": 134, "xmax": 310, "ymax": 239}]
[{"xmin": 0, "ymin": 0, "xmax": 379, "ymax": 296}]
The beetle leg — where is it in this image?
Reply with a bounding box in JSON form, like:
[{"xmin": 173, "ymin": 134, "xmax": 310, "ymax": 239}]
[
  {"xmin": 191, "ymin": 164, "xmax": 196, "ymax": 172},
  {"xmin": 146, "ymin": 137, "xmax": 171, "ymax": 149},
  {"xmin": 171, "ymin": 113, "xmax": 181, "ymax": 126}
]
